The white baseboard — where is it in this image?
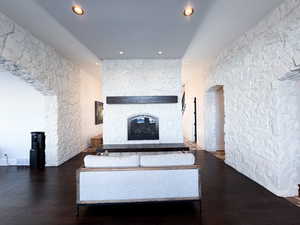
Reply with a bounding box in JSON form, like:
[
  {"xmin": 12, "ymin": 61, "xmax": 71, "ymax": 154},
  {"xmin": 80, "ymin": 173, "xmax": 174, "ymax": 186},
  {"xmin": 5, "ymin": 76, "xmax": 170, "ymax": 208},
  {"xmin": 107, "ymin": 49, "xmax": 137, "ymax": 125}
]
[
  {"xmin": 0, "ymin": 158, "xmax": 17, "ymax": 166},
  {"xmin": 0, "ymin": 158, "xmax": 30, "ymax": 166},
  {"xmin": 205, "ymin": 145, "xmax": 225, "ymax": 152}
]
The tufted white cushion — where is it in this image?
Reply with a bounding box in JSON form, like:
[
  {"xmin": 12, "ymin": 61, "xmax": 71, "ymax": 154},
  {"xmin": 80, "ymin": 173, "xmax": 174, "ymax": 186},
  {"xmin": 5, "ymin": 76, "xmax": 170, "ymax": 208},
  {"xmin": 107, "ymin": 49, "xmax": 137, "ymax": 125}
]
[
  {"xmin": 84, "ymin": 154, "xmax": 139, "ymax": 168},
  {"xmin": 140, "ymin": 152, "xmax": 195, "ymax": 167}
]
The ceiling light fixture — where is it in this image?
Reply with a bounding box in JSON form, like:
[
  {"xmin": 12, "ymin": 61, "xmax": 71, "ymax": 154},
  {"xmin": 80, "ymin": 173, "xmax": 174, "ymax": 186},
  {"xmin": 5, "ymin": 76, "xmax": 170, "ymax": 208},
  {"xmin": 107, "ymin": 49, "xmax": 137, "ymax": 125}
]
[
  {"xmin": 72, "ymin": 5, "xmax": 85, "ymax": 16},
  {"xmin": 183, "ymin": 7, "xmax": 194, "ymax": 16},
  {"xmin": 119, "ymin": 51, "xmax": 124, "ymax": 55},
  {"xmin": 158, "ymin": 51, "xmax": 163, "ymax": 55}
]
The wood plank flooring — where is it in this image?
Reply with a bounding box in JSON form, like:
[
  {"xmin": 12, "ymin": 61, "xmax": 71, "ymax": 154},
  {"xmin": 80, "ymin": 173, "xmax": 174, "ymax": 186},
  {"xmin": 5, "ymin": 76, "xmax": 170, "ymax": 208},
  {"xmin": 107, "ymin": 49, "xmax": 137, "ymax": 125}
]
[{"xmin": 0, "ymin": 151, "xmax": 299, "ymax": 225}]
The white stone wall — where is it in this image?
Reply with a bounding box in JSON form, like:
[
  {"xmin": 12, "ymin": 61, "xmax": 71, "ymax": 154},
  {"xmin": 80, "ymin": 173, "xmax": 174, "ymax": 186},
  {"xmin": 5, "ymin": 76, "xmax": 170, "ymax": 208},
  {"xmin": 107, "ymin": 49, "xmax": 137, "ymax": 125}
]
[
  {"xmin": 102, "ymin": 60, "xmax": 183, "ymax": 145},
  {"xmin": 274, "ymin": 80, "xmax": 300, "ymax": 193},
  {"xmin": 203, "ymin": 0, "xmax": 300, "ymax": 196},
  {"xmin": 0, "ymin": 11, "xmax": 81, "ymax": 166},
  {"xmin": 297, "ymin": 81, "xmax": 300, "ymax": 185}
]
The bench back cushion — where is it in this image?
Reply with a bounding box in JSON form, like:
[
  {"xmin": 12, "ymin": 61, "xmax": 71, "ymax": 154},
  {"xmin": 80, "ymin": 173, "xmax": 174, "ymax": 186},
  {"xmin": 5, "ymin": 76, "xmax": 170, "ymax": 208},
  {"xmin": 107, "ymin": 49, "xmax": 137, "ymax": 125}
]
[
  {"xmin": 84, "ymin": 154, "xmax": 139, "ymax": 168},
  {"xmin": 140, "ymin": 152, "xmax": 195, "ymax": 167}
]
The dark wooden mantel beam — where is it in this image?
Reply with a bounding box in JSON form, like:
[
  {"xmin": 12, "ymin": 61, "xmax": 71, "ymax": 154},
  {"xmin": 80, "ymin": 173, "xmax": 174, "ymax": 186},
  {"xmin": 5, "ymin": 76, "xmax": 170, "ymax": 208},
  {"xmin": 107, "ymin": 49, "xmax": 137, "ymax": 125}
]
[{"xmin": 106, "ymin": 96, "xmax": 178, "ymax": 104}]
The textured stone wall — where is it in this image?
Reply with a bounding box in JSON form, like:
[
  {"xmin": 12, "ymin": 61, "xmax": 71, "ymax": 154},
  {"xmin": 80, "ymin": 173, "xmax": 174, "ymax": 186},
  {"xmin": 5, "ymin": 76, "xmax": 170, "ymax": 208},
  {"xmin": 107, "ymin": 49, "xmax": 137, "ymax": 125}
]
[
  {"xmin": 102, "ymin": 60, "xmax": 183, "ymax": 145},
  {"xmin": 203, "ymin": 0, "xmax": 300, "ymax": 196},
  {"xmin": 274, "ymin": 80, "xmax": 300, "ymax": 193},
  {"xmin": 297, "ymin": 81, "xmax": 300, "ymax": 185},
  {"xmin": 0, "ymin": 11, "xmax": 81, "ymax": 166}
]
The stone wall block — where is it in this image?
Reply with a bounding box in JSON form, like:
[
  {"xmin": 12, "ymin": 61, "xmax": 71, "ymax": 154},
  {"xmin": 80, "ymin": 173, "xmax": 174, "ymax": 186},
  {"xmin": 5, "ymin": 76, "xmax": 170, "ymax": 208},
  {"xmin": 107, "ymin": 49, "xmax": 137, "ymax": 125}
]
[
  {"xmin": 204, "ymin": 0, "xmax": 300, "ymax": 196},
  {"xmin": 0, "ymin": 11, "xmax": 82, "ymax": 165}
]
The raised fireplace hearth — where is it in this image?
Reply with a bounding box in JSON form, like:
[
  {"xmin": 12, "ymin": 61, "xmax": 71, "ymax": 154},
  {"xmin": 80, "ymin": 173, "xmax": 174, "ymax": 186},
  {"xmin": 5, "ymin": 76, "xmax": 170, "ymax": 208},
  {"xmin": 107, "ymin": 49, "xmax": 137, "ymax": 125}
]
[{"xmin": 128, "ymin": 115, "xmax": 159, "ymax": 140}]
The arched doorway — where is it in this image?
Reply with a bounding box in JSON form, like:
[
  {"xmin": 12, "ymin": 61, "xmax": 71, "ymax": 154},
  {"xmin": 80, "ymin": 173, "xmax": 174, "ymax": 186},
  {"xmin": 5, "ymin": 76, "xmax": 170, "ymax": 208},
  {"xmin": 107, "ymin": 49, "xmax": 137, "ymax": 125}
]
[{"xmin": 205, "ymin": 85, "xmax": 225, "ymax": 159}]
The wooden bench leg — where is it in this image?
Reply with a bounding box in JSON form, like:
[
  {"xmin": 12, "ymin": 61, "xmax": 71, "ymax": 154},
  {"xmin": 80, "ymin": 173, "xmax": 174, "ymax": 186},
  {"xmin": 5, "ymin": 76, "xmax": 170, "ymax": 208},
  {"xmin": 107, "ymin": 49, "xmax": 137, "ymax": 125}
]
[{"xmin": 76, "ymin": 205, "xmax": 80, "ymax": 217}]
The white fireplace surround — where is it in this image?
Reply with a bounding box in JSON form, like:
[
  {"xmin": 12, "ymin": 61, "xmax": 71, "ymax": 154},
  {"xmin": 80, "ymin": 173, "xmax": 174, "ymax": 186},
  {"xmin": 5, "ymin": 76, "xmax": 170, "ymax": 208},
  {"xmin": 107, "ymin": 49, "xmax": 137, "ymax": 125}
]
[{"xmin": 102, "ymin": 60, "xmax": 183, "ymax": 145}]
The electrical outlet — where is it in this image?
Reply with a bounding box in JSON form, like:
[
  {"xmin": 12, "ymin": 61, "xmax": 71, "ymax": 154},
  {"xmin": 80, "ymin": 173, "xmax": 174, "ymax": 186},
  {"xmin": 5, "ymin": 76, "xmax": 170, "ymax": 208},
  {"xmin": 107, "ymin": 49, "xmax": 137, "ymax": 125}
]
[
  {"xmin": 0, "ymin": 154, "xmax": 9, "ymax": 166},
  {"xmin": 0, "ymin": 153, "xmax": 7, "ymax": 158}
]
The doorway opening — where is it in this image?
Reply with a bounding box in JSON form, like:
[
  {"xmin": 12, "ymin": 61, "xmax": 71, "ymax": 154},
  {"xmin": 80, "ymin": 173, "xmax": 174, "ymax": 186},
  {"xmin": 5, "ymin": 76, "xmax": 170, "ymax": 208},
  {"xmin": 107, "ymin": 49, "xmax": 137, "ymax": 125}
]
[
  {"xmin": 205, "ymin": 85, "xmax": 225, "ymax": 160},
  {"xmin": 194, "ymin": 97, "xmax": 197, "ymax": 143}
]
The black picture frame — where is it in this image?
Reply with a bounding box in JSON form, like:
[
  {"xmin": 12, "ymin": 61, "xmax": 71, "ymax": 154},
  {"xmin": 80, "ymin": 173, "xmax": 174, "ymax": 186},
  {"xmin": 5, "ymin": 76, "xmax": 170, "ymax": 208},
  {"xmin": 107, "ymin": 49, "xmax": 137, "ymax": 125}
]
[
  {"xmin": 95, "ymin": 101, "xmax": 103, "ymax": 125},
  {"xmin": 182, "ymin": 92, "xmax": 186, "ymax": 113}
]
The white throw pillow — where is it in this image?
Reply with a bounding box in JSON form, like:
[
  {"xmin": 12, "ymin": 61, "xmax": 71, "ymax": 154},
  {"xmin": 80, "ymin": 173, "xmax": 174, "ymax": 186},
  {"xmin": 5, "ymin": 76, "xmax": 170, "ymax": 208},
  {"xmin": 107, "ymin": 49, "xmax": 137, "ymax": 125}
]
[
  {"xmin": 84, "ymin": 154, "xmax": 139, "ymax": 168},
  {"xmin": 140, "ymin": 152, "xmax": 195, "ymax": 167}
]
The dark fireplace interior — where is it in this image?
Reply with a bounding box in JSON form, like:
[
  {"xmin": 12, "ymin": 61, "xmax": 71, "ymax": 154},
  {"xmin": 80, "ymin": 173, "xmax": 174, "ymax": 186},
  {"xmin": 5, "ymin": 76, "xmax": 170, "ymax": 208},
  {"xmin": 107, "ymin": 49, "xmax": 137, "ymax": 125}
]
[{"xmin": 128, "ymin": 115, "xmax": 159, "ymax": 140}]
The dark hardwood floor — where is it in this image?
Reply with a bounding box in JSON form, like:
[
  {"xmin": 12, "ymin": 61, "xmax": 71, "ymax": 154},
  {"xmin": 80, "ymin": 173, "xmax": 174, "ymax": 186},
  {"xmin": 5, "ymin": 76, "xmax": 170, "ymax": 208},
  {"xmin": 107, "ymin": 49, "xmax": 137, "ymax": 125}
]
[{"xmin": 0, "ymin": 151, "xmax": 299, "ymax": 225}]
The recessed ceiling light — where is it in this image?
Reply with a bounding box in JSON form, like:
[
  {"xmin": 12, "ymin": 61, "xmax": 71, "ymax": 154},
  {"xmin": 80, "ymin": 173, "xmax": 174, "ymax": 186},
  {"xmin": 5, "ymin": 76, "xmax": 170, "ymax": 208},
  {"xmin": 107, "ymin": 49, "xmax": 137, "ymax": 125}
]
[
  {"xmin": 96, "ymin": 62, "xmax": 99, "ymax": 65},
  {"xmin": 72, "ymin": 5, "xmax": 85, "ymax": 16},
  {"xmin": 158, "ymin": 51, "xmax": 163, "ymax": 55},
  {"xmin": 183, "ymin": 7, "xmax": 194, "ymax": 16},
  {"xmin": 119, "ymin": 51, "xmax": 124, "ymax": 55}
]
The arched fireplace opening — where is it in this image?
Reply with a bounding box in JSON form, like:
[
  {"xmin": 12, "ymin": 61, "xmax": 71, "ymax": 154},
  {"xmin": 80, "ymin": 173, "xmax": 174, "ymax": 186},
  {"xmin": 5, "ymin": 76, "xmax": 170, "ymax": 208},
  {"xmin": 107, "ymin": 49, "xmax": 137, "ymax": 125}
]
[{"xmin": 128, "ymin": 115, "xmax": 159, "ymax": 140}]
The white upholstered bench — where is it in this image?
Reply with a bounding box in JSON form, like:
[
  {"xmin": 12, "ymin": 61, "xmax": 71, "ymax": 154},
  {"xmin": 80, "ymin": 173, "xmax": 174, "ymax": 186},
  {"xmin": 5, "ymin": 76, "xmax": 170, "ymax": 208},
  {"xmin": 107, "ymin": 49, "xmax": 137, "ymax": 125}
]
[{"xmin": 76, "ymin": 151, "xmax": 201, "ymax": 215}]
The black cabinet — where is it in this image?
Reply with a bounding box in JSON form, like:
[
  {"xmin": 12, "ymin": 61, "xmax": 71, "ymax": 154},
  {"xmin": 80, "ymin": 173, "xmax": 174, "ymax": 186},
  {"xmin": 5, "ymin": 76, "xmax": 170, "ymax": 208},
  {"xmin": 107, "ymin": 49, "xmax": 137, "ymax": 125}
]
[{"xmin": 30, "ymin": 132, "xmax": 45, "ymax": 169}]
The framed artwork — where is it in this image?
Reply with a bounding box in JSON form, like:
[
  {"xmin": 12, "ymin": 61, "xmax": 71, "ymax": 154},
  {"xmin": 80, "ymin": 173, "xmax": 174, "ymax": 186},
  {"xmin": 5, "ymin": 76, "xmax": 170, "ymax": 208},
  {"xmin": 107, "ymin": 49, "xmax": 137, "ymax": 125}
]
[
  {"xmin": 182, "ymin": 92, "xmax": 186, "ymax": 113},
  {"xmin": 95, "ymin": 101, "xmax": 103, "ymax": 125}
]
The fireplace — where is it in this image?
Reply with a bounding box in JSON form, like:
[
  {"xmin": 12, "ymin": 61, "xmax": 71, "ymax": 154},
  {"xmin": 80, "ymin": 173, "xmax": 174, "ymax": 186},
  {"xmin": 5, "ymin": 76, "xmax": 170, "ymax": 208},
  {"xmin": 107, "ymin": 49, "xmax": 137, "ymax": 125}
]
[{"xmin": 128, "ymin": 115, "xmax": 159, "ymax": 140}]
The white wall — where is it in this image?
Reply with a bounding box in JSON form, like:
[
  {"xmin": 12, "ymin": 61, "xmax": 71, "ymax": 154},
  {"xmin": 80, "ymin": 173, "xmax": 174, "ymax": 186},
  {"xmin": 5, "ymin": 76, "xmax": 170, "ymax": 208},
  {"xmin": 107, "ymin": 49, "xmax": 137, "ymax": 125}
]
[
  {"xmin": 0, "ymin": 70, "xmax": 46, "ymax": 165},
  {"xmin": 183, "ymin": 0, "xmax": 300, "ymax": 196},
  {"xmin": 181, "ymin": 61, "xmax": 211, "ymax": 147},
  {"xmin": 102, "ymin": 60, "xmax": 183, "ymax": 145},
  {"xmin": 0, "ymin": 67, "xmax": 103, "ymax": 166},
  {"xmin": 80, "ymin": 69, "xmax": 103, "ymax": 149}
]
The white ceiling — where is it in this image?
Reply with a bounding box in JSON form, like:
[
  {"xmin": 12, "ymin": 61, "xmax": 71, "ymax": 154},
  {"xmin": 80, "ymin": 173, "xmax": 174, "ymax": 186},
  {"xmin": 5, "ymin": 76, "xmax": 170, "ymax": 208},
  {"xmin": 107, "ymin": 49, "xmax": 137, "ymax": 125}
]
[
  {"xmin": 0, "ymin": 0, "xmax": 285, "ymax": 68},
  {"xmin": 184, "ymin": 0, "xmax": 285, "ymax": 61},
  {"xmin": 33, "ymin": 0, "xmax": 212, "ymax": 59},
  {"xmin": 0, "ymin": 0, "xmax": 100, "ymax": 74}
]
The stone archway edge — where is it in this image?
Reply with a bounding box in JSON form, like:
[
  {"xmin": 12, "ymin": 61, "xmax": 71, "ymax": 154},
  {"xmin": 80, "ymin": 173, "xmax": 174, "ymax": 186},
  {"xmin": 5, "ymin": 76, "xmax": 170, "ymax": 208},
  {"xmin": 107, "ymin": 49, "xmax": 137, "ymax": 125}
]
[{"xmin": 0, "ymin": 11, "xmax": 82, "ymax": 166}]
